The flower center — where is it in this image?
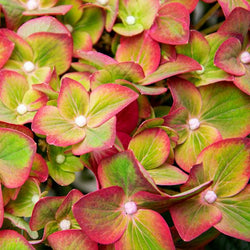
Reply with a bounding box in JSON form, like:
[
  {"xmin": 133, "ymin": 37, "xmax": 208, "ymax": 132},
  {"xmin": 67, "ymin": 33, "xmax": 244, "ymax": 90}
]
[
  {"xmin": 17, "ymin": 104, "xmax": 28, "ymax": 115},
  {"xmin": 196, "ymin": 65, "xmax": 205, "ymax": 74},
  {"xmin": 23, "ymin": 61, "xmax": 36, "ymax": 73},
  {"xmin": 65, "ymin": 24, "xmax": 73, "ymax": 33},
  {"xmin": 126, "ymin": 16, "xmax": 136, "ymax": 25},
  {"xmin": 204, "ymin": 190, "xmax": 217, "ymax": 204},
  {"xmin": 124, "ymin": 201, "xmax": 137, "ymax": 215},
  {"xmin": 240, "ymin": 51, "xmax": 250, "ymax": 64},
  {"xmin": 56, "ymin": 154, "xmax": 65, "ymax": 164},
  {"xmin": 188, "ymin": 118, "xmax": 200, "ymax": 130},
  {"xmin": 59, "ymin": 219, "xmax": 71, "ymax": 230},
  {"xmin": 31, "ymin": 194, "xmax": 40, "ymax": 204},
  {"xmin": 97, "ymin": 0, "xmax": 108, "ymax": 5},
  {"xmin": 75, "ymin": 115, "xmax": 87, "ymax": 127},
  {"xmin": 26, "ymin": 0, "xmax": 39, "ymax": 10}
]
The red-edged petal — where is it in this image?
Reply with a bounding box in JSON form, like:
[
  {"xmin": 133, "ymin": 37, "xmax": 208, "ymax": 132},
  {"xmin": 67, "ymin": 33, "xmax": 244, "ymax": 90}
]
[
  {"xmin": 140, "ymin": 55, "xmax": 201, "ymax": 85},
  {"xmin": 87, "ymin": 84, "xmax": 138, "ymax": 128},
  {"xmin": 0, "ymin": 128, "xmax": 36, "ymax": 188},
  {"xmin": 214, "ymin": 37, "xmax": 245, "ymax": 76},
  {"xmin": 0, "ymin": 230, "xmax": 35, "ymax": 249},
  {"xmin": 150, "ymin": 3, "xmax": 190, "ymax": 45},
  {"xmin": 116, "ymin": 31, "xmax": 160, "ymax": 76},
  {"xmin": 30, "ymin": 153, "xmax": 48, "ymax": 182},
  {"xmin": 26, "ymin": 32, "xmax": 73, "ymax": 75},
  {"xmin": 0, "ymin": 36, "xmax": 14, "ymax": 68},
  {"xmin": 170, "ymin": 194, "xmax": 222, "ymax": 241},
  {"xmin": 58, "ymin": 78, "xmax": 89, "ymax": 120},
  {"xmin": 17, "ymin": 16, "xmax": 71, "ymax": 39},
  {"xmin": 30, "ymin": 196, "xmax": 64, "ymax": 231},
  {"xmin": 98, "ymin": 150, "xmax": 161, "ymax": 197},
  {"xmin": 48, "ymin": 229, "xmax": 98, "ymax": 250},
  {"xmin": 115, "ymin": 209, "xmax": 175, "ymax": 250},
  {"xmin": 73, "ymin": 186, "xmax": 127, "ymax": 244},
  {"xmin": 32, "ymin": 106, "xmax": 86, "ymax": 147},
  {"xmin": 72, "ymin": 117, "xmax": 116, "ymax": 155}
]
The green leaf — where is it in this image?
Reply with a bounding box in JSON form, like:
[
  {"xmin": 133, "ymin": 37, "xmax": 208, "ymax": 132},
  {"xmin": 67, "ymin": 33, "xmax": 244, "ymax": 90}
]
[{"xmin": 116, "ymin": 209, "xmax": 175, "ymax": 250}]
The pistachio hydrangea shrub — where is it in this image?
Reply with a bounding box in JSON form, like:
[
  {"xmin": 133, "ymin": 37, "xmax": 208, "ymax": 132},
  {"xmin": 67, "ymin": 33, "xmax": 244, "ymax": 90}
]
[{"xmin": 0, "ymin": 0, "xmax": 249, "ymax": 249}]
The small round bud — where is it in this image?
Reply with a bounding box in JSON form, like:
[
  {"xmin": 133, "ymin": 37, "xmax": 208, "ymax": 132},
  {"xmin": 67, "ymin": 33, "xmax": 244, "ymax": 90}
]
[
  {"xmin": 75, "ymin": 115, "xmax": 87, "ymax": 127},
  {"xmin": 59, "ymin": 219, "xmax": 71, "ymax": 230},
  {"xmin": 124, "ymin": 201, "xmax": 137, "ymax": 215},
  {"xmin": 17, "ymin": 104, "xmax": 28, "ymax": 115},
  {"xmin": 23, "ymin": 61, "xmax": 36, "ymax": 73},
  {"xmin": 26, "ymin": 0, "xmax": 39, "ymax": 10},
  {"xmin": 31, "ymin": 194, "xmax": 40, "ymax": 204},
  {"xmin": 56, "ymin": 154, "xmax": 66, "ymax": 164},
  {"xmin": 126, "ymin": 16, "xmax": 136, "ymax": 25},
  {"xmin": 65, "ymin": 24, "xmax": 73, "ymax": 33},
  {"xmin": 204, "ymin": 190, "xmax": 217, "ymax": 204},
  {"xmin": 188, "ymin": 118, "xmax": 200, "ymax": 130},
  {"xmin": 97, "ymin": 0, "xmax": 108, "ymax": 5},
  {"xmin": 240, "ymin": 51, "xmax": 250, "ymax": 64},
  {"xmin": 196, "ymin": 65, "xmax": 205, "ymax": 74}
]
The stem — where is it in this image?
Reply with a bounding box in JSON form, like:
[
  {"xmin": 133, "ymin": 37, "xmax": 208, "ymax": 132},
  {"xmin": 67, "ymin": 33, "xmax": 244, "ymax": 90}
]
[
  {"xmin": 201, "ymin": 21, "xmax": 224, "ymax": 35},
  {"xmin": 194, "ymin": 3, "xmax": 220, "ymax": 30}
]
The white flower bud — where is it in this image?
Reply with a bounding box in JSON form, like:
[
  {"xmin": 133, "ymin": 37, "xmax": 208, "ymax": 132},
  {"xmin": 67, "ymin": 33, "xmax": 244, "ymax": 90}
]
[
  {"xmin": 75, "ymin": 115, "xmax": 87, "ymax": 127},
  {"xmin": 124, "ymin": 201, "xmax": 137, "ymax": 215},
  {"xmin": 126, "ymin": 16, "xmax": 136, "ymax": 25},
  {"xmin": 56, "ymin": 154, "xmax": 65, "ymax": 164},
  {"xmin": 240, "ymin": 51, "xmax": 250, "ymax": 64},
  {"xmin": 59, "ymin": 219, "xmax": 71, "ymax": 230},
  {"xmin": 31, "ymin": 194, "xmax": 40, "ymax": 204},
  {"xmin": 26, "ymin": 0, "xmax": 39, "ymax": 10},
  {"xmin": 17, "ymin": 104, "xmax": 28, "ymax": 115},
  {"xmin": 97, "ymin": 0, "xmax": 108, "ymax": 5},
  {"xmin": 204, "ymin": 190, "xmax": 217, "ymax": 204},
  {"xmin": 188, "ymin": 118, "xmax": 200, "ymax": 130},
  {"xmin": 23, "ymin": 61, "xmax": 36, "ymax": 73}
]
